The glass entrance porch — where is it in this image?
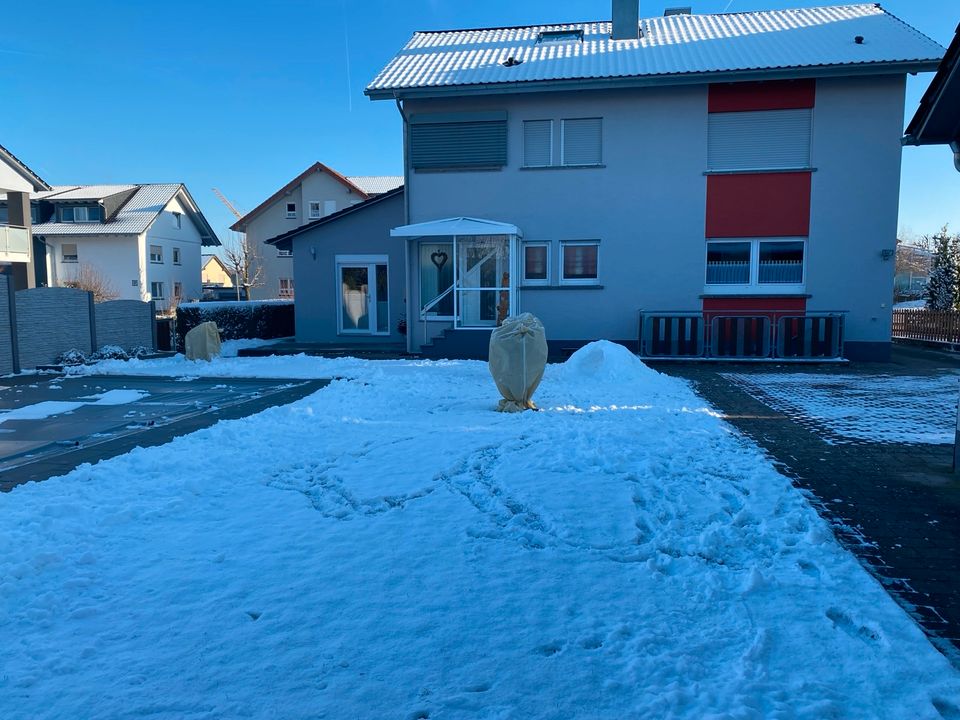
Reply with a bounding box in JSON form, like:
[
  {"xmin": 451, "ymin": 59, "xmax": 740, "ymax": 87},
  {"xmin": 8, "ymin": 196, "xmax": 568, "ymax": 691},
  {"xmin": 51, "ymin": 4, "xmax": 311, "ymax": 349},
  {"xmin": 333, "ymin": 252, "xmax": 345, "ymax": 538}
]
[{"xmin": 392, "ymin": 218, "xmax": 520, "ymax": 330}]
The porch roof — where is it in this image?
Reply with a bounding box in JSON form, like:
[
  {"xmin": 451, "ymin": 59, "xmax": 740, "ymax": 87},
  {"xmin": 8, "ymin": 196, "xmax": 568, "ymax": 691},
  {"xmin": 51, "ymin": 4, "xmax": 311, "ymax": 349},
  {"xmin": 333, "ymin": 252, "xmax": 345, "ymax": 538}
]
[{"xmin": 390, "ymin": 217, "xmax": 520, "ymax": 238}]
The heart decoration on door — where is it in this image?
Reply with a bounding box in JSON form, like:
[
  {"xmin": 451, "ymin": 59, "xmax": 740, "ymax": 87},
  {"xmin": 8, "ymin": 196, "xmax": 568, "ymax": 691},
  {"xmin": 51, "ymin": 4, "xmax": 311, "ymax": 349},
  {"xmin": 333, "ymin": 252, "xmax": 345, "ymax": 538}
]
[{"xmin": 430, "ymin": 251, "xmax": 448, "ymax": 271}]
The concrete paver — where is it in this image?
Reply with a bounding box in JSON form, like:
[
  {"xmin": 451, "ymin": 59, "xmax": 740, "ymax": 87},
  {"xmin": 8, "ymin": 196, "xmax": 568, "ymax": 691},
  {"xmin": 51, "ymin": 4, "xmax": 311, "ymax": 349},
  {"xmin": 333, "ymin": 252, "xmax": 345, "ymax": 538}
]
[{"xmin": 658, "ymin": 346, "xmax": 960, "ymax": 662}]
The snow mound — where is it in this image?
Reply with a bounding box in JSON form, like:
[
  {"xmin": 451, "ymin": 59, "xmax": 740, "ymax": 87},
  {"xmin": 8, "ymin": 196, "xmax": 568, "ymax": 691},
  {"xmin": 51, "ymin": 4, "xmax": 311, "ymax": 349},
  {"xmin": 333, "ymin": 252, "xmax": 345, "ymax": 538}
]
[{"xmin": 563, "ymin": 340, "xmax": 662, "ymax": 386}]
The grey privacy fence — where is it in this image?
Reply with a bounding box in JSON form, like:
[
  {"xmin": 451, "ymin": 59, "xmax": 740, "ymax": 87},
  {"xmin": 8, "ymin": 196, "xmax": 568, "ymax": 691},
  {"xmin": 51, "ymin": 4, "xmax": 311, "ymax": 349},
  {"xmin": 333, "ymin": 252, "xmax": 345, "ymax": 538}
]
[{"xmin": 0, "ymin": 276, "xmax": 156, "ymax": 372}]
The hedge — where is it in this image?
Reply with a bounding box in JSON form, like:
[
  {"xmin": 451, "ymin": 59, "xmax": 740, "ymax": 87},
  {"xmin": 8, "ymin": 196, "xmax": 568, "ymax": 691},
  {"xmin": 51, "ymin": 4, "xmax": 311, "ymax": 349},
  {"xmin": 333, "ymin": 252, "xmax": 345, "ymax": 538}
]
[{"xmin": 176, "ymin": 300, "xmax": 294, "ymax": 349}]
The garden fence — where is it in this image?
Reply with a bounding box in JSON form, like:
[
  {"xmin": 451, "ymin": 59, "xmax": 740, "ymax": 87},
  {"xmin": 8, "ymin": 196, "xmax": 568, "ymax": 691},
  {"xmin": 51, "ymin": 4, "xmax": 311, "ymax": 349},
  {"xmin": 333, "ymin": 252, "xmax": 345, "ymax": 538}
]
[{"xmin": 892, "ymin": 309, "xmax": 960, "ymax": 344}]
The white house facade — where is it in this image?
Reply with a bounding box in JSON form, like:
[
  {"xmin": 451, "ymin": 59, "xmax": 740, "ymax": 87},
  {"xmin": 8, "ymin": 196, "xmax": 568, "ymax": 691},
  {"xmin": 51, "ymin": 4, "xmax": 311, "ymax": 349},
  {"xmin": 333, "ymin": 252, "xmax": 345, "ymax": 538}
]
[{"xmin": 13, "ymin": 184, "xmax": 220, "ymax": 310}]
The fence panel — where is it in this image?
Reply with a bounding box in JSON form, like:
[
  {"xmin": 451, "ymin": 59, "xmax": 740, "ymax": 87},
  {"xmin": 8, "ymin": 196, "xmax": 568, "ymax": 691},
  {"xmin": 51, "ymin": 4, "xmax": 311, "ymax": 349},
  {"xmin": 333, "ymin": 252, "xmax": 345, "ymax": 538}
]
[
  {"xmin": 892, "ymin": 309, "xmax": 960, "ymax": 344},
  {"xmin": 94, "ymin": 300, "xmax": 155, "ymax": 352},
  {"xmin": 15, "ymin": 287, "xmax": 94, "ymax": 368},
  {"xmin": 0, "ymin": 274, "xmax": 16, "ymax": 374}
]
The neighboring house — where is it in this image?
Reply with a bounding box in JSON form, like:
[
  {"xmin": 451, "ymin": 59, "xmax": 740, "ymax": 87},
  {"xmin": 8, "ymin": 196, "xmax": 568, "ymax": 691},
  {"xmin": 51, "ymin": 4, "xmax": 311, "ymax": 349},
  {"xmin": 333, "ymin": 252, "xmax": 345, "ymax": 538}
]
[
  {"xmin": 229, "ymin": 163, "xmax": 402, "ymax": 301},
  {"xmin": 354, "ymin": 1, "xmax": 942, "ymax": 361},
  {"xmin": 0, "ymin": 144, "xmax": 51, "ymax": 290},
  {"xmin": 894, "ymin": 245, "xmax": 932, "ymax": 297},
  {"xmin": 0, "ymin": 184, "xmax": 221, "ymax": 310},
  {"xmin": 266, "ymin": 188, "xmax": 405, "ymax": 344},
  {"xmin": 202, "ymin": 254, "xmax": 235, "ymax": 288},
  {"xmin": 903, "ymin": 20, "xmax": 960, "ymax": 170}
]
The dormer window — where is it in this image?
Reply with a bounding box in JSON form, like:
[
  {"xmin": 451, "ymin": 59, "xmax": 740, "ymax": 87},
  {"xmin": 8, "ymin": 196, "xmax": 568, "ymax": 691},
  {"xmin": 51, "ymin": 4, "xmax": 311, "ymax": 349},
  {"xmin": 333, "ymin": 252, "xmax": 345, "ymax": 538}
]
[
  {"xmin": 58, "ymin": 205, "xmax": 102, "ymax": 223},
  {"xmin": 537, "ymin": 29, "xmax": 583, "ymax": 44}
]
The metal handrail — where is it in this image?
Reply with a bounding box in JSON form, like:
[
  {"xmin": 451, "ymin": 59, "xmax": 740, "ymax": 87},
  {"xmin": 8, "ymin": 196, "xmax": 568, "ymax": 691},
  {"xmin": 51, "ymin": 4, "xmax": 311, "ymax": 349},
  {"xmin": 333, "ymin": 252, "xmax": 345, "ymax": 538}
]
[{"xmin": 420, "ymin": 282, "xmax": 456, "ymax": 319}]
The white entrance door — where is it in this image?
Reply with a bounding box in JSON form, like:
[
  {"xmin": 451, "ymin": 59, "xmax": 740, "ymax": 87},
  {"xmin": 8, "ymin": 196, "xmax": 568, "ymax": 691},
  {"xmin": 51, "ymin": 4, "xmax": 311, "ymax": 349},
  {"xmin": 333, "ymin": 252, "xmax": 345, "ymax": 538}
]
[{"xmin": 337, "ymin": 256, "xmax": 389, "ymax": 335}]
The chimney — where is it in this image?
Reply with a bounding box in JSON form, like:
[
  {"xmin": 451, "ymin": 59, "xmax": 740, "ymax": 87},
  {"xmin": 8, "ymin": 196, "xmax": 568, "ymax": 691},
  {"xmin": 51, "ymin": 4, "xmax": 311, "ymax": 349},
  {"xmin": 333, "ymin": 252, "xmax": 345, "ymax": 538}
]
[{"xmin": 611, "ymin": 0, "xmax": 640, "ymax": 40}]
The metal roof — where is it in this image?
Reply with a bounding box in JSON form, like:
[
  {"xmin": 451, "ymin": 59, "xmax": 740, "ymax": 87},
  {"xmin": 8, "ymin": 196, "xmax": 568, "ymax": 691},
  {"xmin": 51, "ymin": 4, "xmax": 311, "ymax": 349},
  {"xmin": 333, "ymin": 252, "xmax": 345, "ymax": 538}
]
[
  {"xmin": 265, "ymin": 186, "xmax": 404, "ymax": 247},
  {"xmin": 390, "ymin": 216, "xmax": 521, "ymax": 238},
  {"xmin": 41, "ymin": 184, "xmax": 137, "ymax": 201},
  {"xmin": 366, "ymin": 4, "xmax": 943, "ymax": 98},
  {"xmin": 347, "ymin": 176, "xmax": 404, "ymax": 195},
  {"xmin": 904, "ymin": 20, "xmax": 960, "ymax": 154},
  {"xmin": 29, "ymin": 183, "xmax": 220, "ymax": 245}
]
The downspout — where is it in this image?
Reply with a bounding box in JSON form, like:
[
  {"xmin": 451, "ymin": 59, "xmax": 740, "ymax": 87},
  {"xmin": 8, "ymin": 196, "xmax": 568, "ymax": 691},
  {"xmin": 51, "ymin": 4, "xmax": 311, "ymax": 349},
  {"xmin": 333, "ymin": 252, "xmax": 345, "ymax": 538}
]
[{"xmin": 395, "ymin": 95, "xmax": 414, "ymax": 354}]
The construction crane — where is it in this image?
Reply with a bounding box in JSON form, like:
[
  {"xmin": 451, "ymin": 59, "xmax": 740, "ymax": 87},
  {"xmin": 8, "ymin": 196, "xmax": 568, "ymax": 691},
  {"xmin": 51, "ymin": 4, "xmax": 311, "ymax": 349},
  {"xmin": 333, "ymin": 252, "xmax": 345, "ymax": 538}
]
[{"xmin": 212, "ymin": 187, "xmax": 243, "ymax": 220}]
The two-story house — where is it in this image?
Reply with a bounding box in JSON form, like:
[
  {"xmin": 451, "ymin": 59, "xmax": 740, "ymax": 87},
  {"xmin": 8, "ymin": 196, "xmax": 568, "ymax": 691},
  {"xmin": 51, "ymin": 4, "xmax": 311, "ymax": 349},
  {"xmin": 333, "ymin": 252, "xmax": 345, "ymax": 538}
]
[
  {"xmin": 352, "ymin": 2, "xmax": 941, "ymax": 361},
  {"xmin": 230, "ymin": 163, "xmax": 401, "ymax": 300},
  {"xmin": 0, "ymin": 144, "xmax": 51, "ymax": 290},
  {"xmin": 1, "ymin": 184, "xmax": 221, "ymax": 310}
]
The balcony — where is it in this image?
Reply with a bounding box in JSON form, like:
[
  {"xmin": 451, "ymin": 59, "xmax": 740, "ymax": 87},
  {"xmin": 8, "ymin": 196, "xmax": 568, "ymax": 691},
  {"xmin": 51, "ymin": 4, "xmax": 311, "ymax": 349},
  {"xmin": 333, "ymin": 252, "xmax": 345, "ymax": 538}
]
[{"xmin": 0, "ymin": 225, "xmax": 31, "ymax": 261}]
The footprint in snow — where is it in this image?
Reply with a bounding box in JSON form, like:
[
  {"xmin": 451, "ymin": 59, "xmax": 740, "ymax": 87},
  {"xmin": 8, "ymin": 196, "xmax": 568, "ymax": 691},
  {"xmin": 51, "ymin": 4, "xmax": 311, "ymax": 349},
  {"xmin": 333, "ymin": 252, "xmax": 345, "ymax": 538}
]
[
  {"xmin": 534, "ymin": 641, "xmax": 564, "ymax": 657},
  {"xmin": 798, "ymin": 559, "xmax": 821, "ymax": 580},
  {"xmin": 826, "ymin": 607, "xmax": 881, "ymax": 643}
]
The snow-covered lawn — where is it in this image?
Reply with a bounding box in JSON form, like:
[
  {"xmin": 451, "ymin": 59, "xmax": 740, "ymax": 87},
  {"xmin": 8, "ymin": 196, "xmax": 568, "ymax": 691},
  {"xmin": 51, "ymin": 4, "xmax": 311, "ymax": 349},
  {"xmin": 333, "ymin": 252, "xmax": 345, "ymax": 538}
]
[
  {"xmin": 724, "ymin": 372, "xmax": 960, "ymax": 445},
  {"xmin": 4, "ymin": 343, "xmax": 960, "ymax": 719}
]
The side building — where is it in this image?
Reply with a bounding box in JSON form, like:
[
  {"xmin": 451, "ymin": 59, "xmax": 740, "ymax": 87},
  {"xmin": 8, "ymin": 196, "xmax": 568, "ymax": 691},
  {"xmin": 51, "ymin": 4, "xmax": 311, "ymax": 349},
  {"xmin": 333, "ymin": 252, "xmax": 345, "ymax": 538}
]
[
  {"xmin": 0, "ymin": 143, "xmax": 51, "ymax": 289},
  {"xmin": 229, "ymin": 163, "xmax": 401, "ymax": 300}
]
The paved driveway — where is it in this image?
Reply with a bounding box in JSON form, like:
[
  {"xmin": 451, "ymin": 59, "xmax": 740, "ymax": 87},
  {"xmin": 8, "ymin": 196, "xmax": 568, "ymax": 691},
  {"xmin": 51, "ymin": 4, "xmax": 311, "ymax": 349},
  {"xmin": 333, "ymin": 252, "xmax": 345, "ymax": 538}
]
[
  {"xmin": 660, "ymin": 345, "xmax": 960, "ymax": 663},
  {"xmin": 0, "ymin": 374, "xmax": 328, "ymax": 491}
]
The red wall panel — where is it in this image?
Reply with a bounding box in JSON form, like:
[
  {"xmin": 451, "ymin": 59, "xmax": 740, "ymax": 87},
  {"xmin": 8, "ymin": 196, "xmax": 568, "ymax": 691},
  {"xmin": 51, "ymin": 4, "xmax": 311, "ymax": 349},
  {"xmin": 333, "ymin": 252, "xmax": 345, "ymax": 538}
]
[
  {"xmin": 702, "ymin": 297, "xmax": 806, "ymax": 314},
  {"xmin": 706, "ymin": 173, "xmax": 811, "ymax": 237},
  {"xmin": 708, "ymin": 79, "xmax": 816, "ymax": 113}
]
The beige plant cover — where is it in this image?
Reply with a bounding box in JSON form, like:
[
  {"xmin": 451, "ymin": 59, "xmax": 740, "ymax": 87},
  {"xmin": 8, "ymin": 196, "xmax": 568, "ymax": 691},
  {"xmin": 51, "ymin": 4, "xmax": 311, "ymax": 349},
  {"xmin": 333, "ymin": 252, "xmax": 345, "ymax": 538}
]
[
  {"xmin": 184, "ymin": 321, "xmax": 222, "ymax": 362},
  {"xmin": 488, "ymin": 313, "xmax": 548, "ymax": 412}
]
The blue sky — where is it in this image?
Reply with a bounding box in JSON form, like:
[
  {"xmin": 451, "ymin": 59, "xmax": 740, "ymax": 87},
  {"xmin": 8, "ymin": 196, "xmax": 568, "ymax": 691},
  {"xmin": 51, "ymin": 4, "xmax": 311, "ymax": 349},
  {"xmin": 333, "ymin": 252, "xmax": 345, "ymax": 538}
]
[{"xmin": 3, "ymin": 0, "xmax": 958, "ymax": 242}]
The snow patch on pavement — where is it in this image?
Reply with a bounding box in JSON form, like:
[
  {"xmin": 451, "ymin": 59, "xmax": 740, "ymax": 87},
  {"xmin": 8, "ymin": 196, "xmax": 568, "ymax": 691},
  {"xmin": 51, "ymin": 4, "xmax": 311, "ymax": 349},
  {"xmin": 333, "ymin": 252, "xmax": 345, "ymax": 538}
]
[
  {"xmin": 724, "ymin": 372, "xmax": 960, "ymax": 445},
  {"xmin": 4, "ymin": 343, "xmax": 959, "ymax": 718}
]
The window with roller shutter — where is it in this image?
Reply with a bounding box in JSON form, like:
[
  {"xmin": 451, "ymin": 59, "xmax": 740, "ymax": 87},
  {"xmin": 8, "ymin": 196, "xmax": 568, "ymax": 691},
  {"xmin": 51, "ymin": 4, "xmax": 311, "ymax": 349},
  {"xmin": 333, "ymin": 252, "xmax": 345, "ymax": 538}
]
[
  {"xmin": 410, "ymin": 112, "xmax": 507, "ymax": 170},
  {"xmin": 707, "ymin": 109, "xmax": 812, "ymax": 172},
  {"xmin": 523, "ymin": 120, "xmax": 553, "ymax": 167},
  {"xmin": 561, "ymin": 118, "xmax": 602, "ymax": 166}
]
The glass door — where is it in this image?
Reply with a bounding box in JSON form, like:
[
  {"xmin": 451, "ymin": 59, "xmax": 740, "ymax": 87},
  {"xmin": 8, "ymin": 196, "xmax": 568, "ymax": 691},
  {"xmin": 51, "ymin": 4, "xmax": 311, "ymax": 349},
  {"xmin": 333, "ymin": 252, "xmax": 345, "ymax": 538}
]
[
  {"xmin": 338, "ymin": 258, "xmax": 389, "ymax": 335},
  {"xmin": 455, "ymin": 235, "xmax": 513, "ymax": 328}
]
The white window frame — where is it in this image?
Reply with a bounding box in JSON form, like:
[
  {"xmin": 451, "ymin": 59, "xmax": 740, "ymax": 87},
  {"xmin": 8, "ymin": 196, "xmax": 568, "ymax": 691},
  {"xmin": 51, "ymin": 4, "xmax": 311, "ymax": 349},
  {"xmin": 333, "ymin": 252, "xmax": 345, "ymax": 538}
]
[
  {"xmin": 172, "ymin": 247, "xmax": 181, "ymax": 265},
  {"xmin": 521, "ymin": 242, "xmax": 551, "ymax": 285},
  {"xmin": 60, "ymin": 206, "xmax": 100, "ymax": 223},
  {"xmin": 559, "ymin": 241, "xmax": 600, "ymax": 285},
  {"xmin": 61, "ymin": 243, "xmax": 78, "ymax": 263},
  {"xmin": 308, "ymin": 201, "xmax": 322, "ymax": 219},
  {"xmin": 560, "ymin": 118, "xmax": 603, "ymax": 167},
  {"xmin": 173, "ymin": 281, "xmax": 182, "ymax": 299},
  {"xmin": 522, "ymin": 119, "xmax": 554, "ymax": 168},
  {"xmin": 285, "ymin": 202, "xmax": 297, "ymax": 219},
  {"xmin": 277, "ymin": 248, "xmax": 293, "ymax": 258},
  {"xmin": 704, "ymin": 238, "xmax": 806, "ymax": 293},
  {"xmin": 279, "ymin": 277, "xmax": 294, "ymax": 298},
  {"xmin": 149, "ymin": 245, "xmax": 163, "ymax": 264},
  {"xmin": 150, "ymin": 281, "xmax": 165, "ymax": 300},
  {"xmin": 335, "ymin": 254, "xmax": 390, "ymax": 336},
  {"xmin": 172, "ymin": 212, "xmax": 182, "ymax": 229}
]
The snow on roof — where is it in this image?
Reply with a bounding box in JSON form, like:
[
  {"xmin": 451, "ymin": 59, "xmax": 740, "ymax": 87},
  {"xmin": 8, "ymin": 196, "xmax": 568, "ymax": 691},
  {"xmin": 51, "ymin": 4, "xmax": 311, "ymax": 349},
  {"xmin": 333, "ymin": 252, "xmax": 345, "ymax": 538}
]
[
  {"xmin": 347, "ymin": 176, "xmax": 404, "ymax": 195},
  {"xmin": 32, "ymin": 183, "xmax": 183, "ymax": 236},
  {"xmin": 42, "ymin": 184, "xmax": 138, "ymax": 201},
  {"xmin": 366, "ymin": 4, "xmax": 942, "ymax": 97},
  {"xmin": 391, "ymin": 216, "xmax": 520, "ymax": 237}
]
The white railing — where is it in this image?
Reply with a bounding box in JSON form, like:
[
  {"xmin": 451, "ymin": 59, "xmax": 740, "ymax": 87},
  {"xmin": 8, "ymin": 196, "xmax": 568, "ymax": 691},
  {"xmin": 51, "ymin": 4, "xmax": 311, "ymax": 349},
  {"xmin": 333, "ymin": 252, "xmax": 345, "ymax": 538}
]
[
  {"xmin": 758, "ymin": 260, "xmax": 803, "ymax": 284},
  {"xmin": 705, "ymin": 261, "xmax": 749, "ymax": 284},
  {"xmin": 0, "ymin": 225, "xmax": 30, "ymax": 258}
]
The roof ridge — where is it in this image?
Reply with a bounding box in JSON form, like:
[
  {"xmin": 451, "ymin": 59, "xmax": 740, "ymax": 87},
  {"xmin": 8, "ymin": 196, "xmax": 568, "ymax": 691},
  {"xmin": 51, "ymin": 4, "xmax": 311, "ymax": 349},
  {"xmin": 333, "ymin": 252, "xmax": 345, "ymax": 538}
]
[{"xmin": 409, "ymin": 3, "xmax": 882, "ymax": 35}]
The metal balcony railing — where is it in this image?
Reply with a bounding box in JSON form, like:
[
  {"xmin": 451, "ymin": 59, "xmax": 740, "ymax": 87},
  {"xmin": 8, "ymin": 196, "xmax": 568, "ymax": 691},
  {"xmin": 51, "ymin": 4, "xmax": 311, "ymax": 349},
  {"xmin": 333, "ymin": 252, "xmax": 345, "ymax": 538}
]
[{"xmin": 639, "ymin": 310, "xmax": 845, "ymax": 360}]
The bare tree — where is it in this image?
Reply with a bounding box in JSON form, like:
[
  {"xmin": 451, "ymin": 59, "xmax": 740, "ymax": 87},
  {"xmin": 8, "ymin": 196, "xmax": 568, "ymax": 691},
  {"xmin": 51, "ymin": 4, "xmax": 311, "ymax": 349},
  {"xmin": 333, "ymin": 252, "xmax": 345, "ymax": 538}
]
[
  {"xmin": 60, "ymin": 263, "xmax": 119, "ymax": 303},
  {"xmin": 222, "ymin": 230, "xmax": 263, "ymax": 301}
]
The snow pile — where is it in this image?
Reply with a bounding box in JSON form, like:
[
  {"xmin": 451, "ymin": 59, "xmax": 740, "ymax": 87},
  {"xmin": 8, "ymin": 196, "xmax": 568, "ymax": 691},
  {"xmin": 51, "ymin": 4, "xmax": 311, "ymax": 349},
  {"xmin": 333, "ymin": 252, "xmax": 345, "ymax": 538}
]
[
  {"xmin": 725, "ymin": 372, "xmax": 960, "ymax": 444},
  {"xmin": 4, "ymin": 343, "xmax": 960, "ymax": 718}
]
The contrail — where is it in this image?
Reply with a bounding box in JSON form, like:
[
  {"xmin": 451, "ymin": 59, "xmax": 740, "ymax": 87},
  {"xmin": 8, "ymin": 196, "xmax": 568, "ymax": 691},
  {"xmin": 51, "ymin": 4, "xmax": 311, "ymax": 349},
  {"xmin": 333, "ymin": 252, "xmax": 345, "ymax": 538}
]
[
  {"xmin": 723, "ymin": 0, "xmax": 735, "ymax": 11},
  {"xmin": 342, "ymin": 0, "xmax": 353, "ymax": 112}
]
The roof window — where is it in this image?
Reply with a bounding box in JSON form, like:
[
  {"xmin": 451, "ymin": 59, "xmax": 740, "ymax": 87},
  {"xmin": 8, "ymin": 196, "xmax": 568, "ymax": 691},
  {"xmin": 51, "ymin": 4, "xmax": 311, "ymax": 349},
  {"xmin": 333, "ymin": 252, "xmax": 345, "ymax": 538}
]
[{"xmin": 537, "ymin": 29, "xmax": 583, "ymax": 45}]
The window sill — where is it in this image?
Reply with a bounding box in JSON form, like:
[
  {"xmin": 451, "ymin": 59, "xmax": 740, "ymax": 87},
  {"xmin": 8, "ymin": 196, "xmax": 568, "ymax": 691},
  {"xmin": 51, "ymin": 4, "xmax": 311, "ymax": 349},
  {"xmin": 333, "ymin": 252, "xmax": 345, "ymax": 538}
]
[
  {"xmin": 701, "ymin": 291, "xmax": 811, "ymax": 299},
  {"xmin": 522, "ymin": 283, "xmax": 604, "ymax": 290},
  {"xmin": 704, "ymin": 167, "xmax": 816, "ymax": 176},
  {"xmin": 61, "ymin": 259, "xmax": 78, "ymax": 264},
  {"xmin": 520, "ymin": 164, "xmax": 605, "ymax": 171},
  {"xmin": 150, "ymin": 261, "xmax": 164, "ymax": 265}
]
